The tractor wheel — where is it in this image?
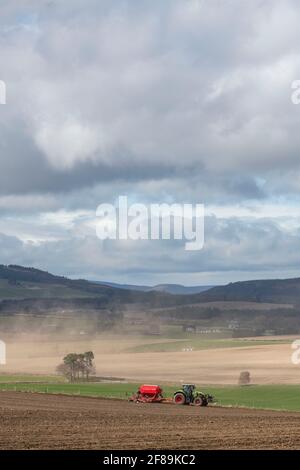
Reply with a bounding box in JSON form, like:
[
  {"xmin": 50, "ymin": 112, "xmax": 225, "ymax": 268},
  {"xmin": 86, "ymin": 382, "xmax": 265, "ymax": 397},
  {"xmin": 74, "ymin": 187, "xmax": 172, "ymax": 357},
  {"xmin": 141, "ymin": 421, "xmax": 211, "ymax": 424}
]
[
  {"xmin": 193, "ymin": 396, "xmax": 204, "ymax": 406},
  {"xmin": 174, "ymin": 392, "xmax": 186, "ymax": 405}
]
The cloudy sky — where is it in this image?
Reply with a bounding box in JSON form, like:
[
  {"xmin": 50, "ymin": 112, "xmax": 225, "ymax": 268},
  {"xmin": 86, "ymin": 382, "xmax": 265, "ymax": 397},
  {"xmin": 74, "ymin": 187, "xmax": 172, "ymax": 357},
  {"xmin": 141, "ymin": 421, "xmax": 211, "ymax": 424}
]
[{"xmin": 1, "ymin": 0, "xmax": 300, "ymax": 285}]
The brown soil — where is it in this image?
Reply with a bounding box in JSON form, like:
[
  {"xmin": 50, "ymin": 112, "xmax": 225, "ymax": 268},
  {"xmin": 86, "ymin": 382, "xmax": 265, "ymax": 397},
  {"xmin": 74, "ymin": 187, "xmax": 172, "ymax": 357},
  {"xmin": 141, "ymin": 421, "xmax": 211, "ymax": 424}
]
[{"xmin": 0, "ymin": 391, "xmax": 300, "ymax": 449}]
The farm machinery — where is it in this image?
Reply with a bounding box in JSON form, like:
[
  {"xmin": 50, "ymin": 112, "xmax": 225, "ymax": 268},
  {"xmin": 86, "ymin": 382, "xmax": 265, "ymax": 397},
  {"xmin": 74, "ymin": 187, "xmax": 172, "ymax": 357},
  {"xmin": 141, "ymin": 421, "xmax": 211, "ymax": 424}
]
[
  {"xmin": 173, "ymin": 384, "xmax": 213, "ymax": 406},
  {"xmin": 129, "ymin": 384, "xmax": 164, "ymax": 403},
  {"xmin": 129, "ymin": 383, "xmax": 214, "ymax": 406}
]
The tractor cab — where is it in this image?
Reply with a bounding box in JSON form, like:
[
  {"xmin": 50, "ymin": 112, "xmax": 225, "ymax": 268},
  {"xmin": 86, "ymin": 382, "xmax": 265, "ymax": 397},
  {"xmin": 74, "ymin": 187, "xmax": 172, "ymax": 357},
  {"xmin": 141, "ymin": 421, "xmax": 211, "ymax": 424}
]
[{"xmin": 182, "ymin": 384, "xmax": 196, "ymax": 403}]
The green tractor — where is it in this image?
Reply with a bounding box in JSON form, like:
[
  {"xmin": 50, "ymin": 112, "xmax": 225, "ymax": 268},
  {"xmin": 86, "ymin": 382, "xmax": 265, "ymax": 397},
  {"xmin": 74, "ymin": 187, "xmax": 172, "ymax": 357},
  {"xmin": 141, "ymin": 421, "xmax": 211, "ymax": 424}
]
[{"xmin": 173, "ymin": 384, "xmax": 213, "ymax": 407}]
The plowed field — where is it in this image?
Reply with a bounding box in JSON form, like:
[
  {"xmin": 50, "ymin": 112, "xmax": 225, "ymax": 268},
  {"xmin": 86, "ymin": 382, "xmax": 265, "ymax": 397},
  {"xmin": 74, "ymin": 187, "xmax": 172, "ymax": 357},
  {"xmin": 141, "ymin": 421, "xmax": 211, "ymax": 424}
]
[{"xmin": 0, "ymin": 391, "xmax": 300, "ymax": 449}]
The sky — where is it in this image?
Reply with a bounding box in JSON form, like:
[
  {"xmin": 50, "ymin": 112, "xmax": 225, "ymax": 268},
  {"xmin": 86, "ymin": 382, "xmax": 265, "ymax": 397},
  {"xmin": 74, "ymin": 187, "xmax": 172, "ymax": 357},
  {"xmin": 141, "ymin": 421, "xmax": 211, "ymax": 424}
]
[{"xmin": 1, "ymin": 0, "xmax": 300, "ymax": 285}]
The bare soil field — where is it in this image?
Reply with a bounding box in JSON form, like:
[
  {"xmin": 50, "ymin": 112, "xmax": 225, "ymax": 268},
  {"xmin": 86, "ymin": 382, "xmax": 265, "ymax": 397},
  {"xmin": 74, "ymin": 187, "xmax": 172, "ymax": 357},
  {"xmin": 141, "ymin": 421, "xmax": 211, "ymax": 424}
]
[
  {"xmin": 1, "ymin": 335, "xmax": 299, "ymax": 384},
  {"xmin": 0, "ymin": 391, "xmax": 300, "ymax": 449}
]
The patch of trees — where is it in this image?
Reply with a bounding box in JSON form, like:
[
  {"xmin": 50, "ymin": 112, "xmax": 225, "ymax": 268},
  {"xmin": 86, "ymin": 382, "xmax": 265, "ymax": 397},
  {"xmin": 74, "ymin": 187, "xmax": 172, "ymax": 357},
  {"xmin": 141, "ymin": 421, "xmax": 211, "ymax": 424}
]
[{"xmin": 56, "ymin": 351, "xmax": 95, "ymax": 382}]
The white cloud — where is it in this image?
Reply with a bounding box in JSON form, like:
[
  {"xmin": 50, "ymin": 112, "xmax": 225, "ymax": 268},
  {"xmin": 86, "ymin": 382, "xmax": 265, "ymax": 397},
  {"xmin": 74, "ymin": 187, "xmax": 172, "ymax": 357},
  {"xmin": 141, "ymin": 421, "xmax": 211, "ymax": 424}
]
[{"xmin": 35, "ymin": 119, "xmax": 103, "ymax": 170}]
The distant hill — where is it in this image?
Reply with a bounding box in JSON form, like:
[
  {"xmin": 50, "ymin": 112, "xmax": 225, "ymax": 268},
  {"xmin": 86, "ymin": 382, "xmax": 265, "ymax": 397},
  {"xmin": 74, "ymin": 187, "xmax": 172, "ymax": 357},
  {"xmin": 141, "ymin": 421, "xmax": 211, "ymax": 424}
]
[
  {"xmin": 149, "ymin": 284, "xmax": 214, "ymax": 295},
  {"xmin": 94, "ymin": 281, "xmax": 150, "ymax": 292},
  {"xmin": 1, "ymin": 265, "xmax": 300, "ymax": 336},
  {"xmin": 195, "ymin": 278, "xmax": 300, "ymax": 304},
  {"xmin": 95, "ymin": 281, "xmax": 214, "ymax": 295},
  {"xmin": 0, "ymin": 264, "xmax": 175, "ymax": 307},
  {"xmin": 1, "ymin": 264, "xmax": 300, "ymax": 308},
  {"xmin": 0, "ymin": 264, "xmax": 124, "ymax": 299}
]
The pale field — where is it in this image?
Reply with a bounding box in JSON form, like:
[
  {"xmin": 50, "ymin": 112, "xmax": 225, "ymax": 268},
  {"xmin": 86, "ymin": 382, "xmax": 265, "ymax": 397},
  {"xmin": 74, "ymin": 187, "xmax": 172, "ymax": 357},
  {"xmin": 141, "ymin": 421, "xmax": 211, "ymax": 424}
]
[{"xmin": 1, "ymin": 334, "xmax": 300, "ymax": 385}]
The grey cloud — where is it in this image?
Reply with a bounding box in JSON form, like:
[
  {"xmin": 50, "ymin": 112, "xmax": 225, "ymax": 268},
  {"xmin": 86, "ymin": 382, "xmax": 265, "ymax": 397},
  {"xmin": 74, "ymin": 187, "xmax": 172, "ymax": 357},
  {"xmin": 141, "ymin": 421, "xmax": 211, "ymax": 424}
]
[
  {"xmin": 1, "ymin": 0, "xmax": 300, "ymax": 200},
  {"xmin": 1, "ymin": 1, "xmax": 300, "ymax": 283},
  {"xmin": 1, "ymin": 214, "xmax": 300, "ymax": 282}
]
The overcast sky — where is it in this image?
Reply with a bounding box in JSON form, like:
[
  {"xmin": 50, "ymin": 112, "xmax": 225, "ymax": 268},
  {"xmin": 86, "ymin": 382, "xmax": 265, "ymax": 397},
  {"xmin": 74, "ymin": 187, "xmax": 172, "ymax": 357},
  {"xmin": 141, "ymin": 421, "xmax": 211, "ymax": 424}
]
[{"xmin": 1, "ymin": 0, "xmax": 300, "ymax": 285}]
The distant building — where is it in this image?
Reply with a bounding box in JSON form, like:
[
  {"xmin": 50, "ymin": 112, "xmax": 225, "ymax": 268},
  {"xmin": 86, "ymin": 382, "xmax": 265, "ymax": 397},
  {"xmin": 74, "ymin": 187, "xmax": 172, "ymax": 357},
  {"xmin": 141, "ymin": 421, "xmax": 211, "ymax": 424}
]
[
  {"xmin": 196, "ymin": 328, "xmax": 222, "ymax": 334},
  {"xmin": 228, "ymin": 321, "xmax": 240, "ymax": 330},
  {"xmin": 264, "ymin": 329, "xmax": 275, "ymax": 336},
  {"xmin": 183, "ymin": 325, "xmax": 196, "ymax": 333}
]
